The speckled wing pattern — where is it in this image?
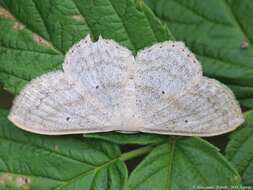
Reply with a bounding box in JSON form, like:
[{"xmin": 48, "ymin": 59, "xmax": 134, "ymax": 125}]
[
  {"xmin": 134, "ymin": 42, "xmax": 243, "ymax": 136},
  {"xmin": 8, "ymin": 35, "xmax": 244, "ymax": 136}
]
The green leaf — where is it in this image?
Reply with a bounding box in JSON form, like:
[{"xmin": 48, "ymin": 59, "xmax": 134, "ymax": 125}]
[
  {"xmin": 225, "ymin": 111, "xmax": 253, "ymax": 186},
  {"xmin": 0, "ymin": 3, "xmax": 64, "ymax": 94},
  {"xmin": 145, "ymin": 0, "xmax": 253, "ymax": 108},
  {"xmin": 128, "ymin": 137, "xmax": 241, "ymax": 190},
  {"xmin": 0, "ymin": 109, "xmax": 127, "ymax": 190},
  {"xmin": 0, "ymin": 0, "xmax": 171, "ymax": 95},
  {"xmin": 84, "ymin": 132, "xmax": 166, "ymax": 145}
]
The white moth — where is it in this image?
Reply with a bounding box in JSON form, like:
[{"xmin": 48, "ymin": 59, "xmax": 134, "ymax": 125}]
[{"xmin": 8, "ymin": 35, "xmax": 244, "ymax": 136}]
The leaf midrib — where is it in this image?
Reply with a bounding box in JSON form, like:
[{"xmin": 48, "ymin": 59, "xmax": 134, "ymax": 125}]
[
  {"xmin": 165, "ymin": 139, "xmax": 176, "ymax": 190},
  {"xmin": 127, "ymin": 142, "xmax": 176, "ymax": 190}
]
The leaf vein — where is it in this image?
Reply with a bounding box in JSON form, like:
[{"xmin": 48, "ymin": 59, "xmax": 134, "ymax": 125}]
[
  {"xmin": 0, "ymin": 170, "xmax": 64, "ymax": 182},
  {"xmin": 0, "ymin": 6, "xmax": 63, "ymax": 55},
  {"xmin": 178, "ymin": 147, "xmax": 209, "ymax": 185},
  {"xmin": 229, "ymin": 131, "xmax": 253, "ymax": 159},
  {"xmin": 221, "ymin": 0, "xmax": 253, "ymax": 45},
  {"xmin": 0, "ymin": 136, "xmax": 96, "ymax": 168},
  {"xmin": 0, "ymin": 44, "xmax": 62, "ymax": 56},
  {"xmin": 30, "ymin": 0, "xmax": 50, "ymax": 41},
  {"xmin": 71, "ymin": 0, "xmax": 95, "ymax": 38},
  {"xmin": 107, "ymin": 0, "xmax": 137, "ymax": 51},
  {"xmin": 196, "ymin": 53, "xmax": 253, "ymax": 70},
  {"xmin": 171, "ymin": 0, "xmax": 233, "ymax": 27},
  {"xmin": 55, "ymin": 156, "xmax": 121, "ymax": 190}
]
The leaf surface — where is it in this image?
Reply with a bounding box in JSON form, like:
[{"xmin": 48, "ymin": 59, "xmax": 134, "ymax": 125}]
[
  {"xmin": 128, "ymin": 137, "xmax": 241, "ymax": 190},
  {"xmin": 226, "ymin": 111, "xmax": 253, "ymax": 186},
  {"xmin": 145, "ymin": 0, "xmax": 253, "ymax": 108}
]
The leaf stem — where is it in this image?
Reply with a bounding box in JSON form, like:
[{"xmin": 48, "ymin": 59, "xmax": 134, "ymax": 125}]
[{"xmin": 120, "ymin": 145, "xmax": 154, "ymax": 161}]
